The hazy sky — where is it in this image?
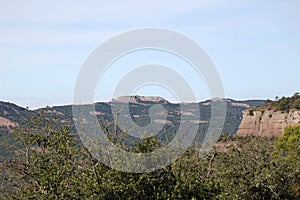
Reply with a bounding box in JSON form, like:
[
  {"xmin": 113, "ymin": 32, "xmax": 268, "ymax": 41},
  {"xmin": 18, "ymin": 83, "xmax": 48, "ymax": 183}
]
[{"xmin": 1, "ymin": 0, "xmax": 300, "ymax": 108}]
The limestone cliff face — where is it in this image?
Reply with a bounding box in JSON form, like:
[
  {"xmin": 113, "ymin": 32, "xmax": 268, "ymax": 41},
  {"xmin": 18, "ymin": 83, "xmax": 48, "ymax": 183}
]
[
  {"xmin": 112, "ymin": 96, "xmax": 169, "ymax": 104},
  {"xmin": 236, "ymin": 109, "xmax": 300, "ymax": 137}
]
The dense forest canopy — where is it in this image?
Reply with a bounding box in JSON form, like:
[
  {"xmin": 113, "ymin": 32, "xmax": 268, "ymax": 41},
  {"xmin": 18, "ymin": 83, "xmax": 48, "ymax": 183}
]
[{"xmin": 0, "ymin": 115, "xmax": 299, "ymax": 199}]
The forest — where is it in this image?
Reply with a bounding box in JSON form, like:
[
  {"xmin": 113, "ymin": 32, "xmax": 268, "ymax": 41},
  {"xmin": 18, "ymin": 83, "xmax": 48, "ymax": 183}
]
[{"xmin": 0, "ymin": 112, "xmax": 299, "ymax": 199}]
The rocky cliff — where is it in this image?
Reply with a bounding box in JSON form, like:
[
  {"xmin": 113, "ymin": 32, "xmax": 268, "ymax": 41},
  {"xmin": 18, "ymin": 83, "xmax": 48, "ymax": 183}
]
[
  {"xmin": 236, "ymin": 108, "xmax": 300, "ymax": 137},
  {"xmin": 112, "ymin": 96, "xmax": 169, "ymax": 104}
]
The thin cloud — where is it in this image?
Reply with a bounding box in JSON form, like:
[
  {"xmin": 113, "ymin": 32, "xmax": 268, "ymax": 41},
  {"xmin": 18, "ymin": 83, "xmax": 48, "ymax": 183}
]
[{"xmin": 0, "ymin": 0, "xmax": 235, "ymax": 24}]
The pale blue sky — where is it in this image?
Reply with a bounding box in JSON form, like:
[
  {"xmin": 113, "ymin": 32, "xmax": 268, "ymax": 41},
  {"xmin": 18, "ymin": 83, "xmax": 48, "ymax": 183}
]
[{"xmin": 0, "ymin": 0, "xmax": 299, "ymax": 108}]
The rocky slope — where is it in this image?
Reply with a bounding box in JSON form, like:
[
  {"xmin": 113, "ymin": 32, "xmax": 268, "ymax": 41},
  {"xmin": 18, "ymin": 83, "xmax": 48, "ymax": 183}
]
[
  {"xmin": 0, "ymin": 101, "xmax": 31, "ymax": 161},
  {"xmin": 0, "ymin": 101, "xmax": 30, "ymax": 133},
  {"xmin": 236, "ymin": 108, "xmax": 300, "ymax": 137}
]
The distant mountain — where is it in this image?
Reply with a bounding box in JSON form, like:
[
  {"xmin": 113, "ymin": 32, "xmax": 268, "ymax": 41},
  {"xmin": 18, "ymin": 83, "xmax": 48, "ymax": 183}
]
[
  {"xmin": 0, "ymin": 101, "xmax": 30, "ymax": 124},
  {"xmin": 0, "ymin": 97, "xmax": 265, "ymax": 161},
  {"xmin": 0, "ymin": 101, "xmax": 33, "ymax": 161},
  {"xmin": 112, "ymin": 96, "xmax": 169, "ymax": 104}
]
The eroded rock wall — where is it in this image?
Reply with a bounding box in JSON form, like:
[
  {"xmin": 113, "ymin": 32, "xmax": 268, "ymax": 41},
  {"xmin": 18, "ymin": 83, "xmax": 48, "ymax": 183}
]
[{"xmin": 236, "ymin": 109, "xmax": 300, "ymax": 137}]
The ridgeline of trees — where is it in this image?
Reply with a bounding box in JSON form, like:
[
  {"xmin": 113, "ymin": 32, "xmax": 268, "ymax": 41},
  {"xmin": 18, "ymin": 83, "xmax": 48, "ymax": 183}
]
[
  {"xmin": 265, "ymin": 92, "xmax": 300, "ymax": 111},
  {"xmin": 0, "ymin": 115, "xmax": 299, "ymax": 199}
]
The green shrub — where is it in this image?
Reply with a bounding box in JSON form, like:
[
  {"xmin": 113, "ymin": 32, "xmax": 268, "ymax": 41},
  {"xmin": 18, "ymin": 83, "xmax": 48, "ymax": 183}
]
[{"xmin": 249, "ymin": 109, "xmax": 254, "ymax": 116}]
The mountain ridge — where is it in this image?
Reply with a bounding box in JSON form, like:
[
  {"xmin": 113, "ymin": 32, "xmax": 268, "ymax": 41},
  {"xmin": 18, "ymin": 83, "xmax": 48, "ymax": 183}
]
[
  {"xmin": 0, "ymin": 97, "xmax": 265, "ymax": 131},
  {"xmin": 0, "ymin": 97, "xmax": 265, "ymax": 162}
]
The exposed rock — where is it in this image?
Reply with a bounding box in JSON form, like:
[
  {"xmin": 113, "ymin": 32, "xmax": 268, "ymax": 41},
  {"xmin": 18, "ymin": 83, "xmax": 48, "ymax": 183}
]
[
  {"xmin": 113, "ymin": 96, "xmax": 169, "ymax": 104},
  {"xmin": 153, "ymin": 119, "xmax": 172, "ymax": 125},
  {"xmin": 214, "ymin": 141, "xmax": 240, "ymax": 153},
  {"xmin": 211, "ymin": 97, "xmax": 226, "ymax": 102},
  {"xmin": 89, "ymin": 111, "xmax": 106, "ymax": 115},
  {"xmin": 230, "ymin": 102, "xmax": 250, "ymax": 108},
  {"xmin": 236, "ymin": 109, "xmax": 300, "ymax": 137},
  {"xmin": 0, "ymin": 117, "xmax": 18, "ymax": 129},
  {"xmin": 43, "ymin": 109, "xmax": 64, "ymax": 116}
]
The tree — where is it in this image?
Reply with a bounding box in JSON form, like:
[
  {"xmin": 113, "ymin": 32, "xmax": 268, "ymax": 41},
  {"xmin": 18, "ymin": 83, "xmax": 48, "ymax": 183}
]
[
  {"xmin": 293, "ymin": 92, "xmax": 300, "ymax": 98},
  {"xmin": 2, "ymin": 112, "xmax": 299, "ymax": 199},
  {"xmin": 0, "ymin": 114, "xmax": 103, "ymax": 199},
  {"xmin": 0, "ymin": 114, "xmax": 218, "ymax": 199},
  {"xmin": 272, "ymin": 125, "xmax": 300, "ymax": 199},
  {"xmin": 265, "ymin": 99, "xmax": 272, "ymax": 104}
]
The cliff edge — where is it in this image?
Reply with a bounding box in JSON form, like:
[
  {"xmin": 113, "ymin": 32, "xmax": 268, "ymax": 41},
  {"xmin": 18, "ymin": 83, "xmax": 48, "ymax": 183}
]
[{"xmin": 236, "ymin": 108, "xmax": 300, "ymax": 137}]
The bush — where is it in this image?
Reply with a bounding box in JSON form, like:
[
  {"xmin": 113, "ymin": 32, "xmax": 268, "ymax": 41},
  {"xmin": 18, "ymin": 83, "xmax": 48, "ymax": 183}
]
[
  {"xmin": 1, "ymin": 115, "xmax": 299, "ymax": 199},
  {"xmin": 249, "ymin": 109, "xmax": 254, "ymax": 116}
]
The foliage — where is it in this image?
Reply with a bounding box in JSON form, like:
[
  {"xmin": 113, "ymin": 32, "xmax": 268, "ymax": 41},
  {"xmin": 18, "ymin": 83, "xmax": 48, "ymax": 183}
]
[
  {"xmin": 0, "ymin": 114, "xmax": 103, "ymax": 199},
  {"xmin": 272, "ymin": 126, "xmax": 300, "ymax": 197},
  {"xmin": 265, "ymin": 92, "xmax": 300, "ymax": 111},
  {"xmin": 211, "ymin": 137, "xmax": 297, "ymax": 199},
  {"xmin": 0, "ymin": 114, "xmax": 218, "ymax": 199},
  {"xmin": 248, "ymin": 109, "xmax": 254, "ymax": 116},
  {"xmin": 1, "ymin": 116, "xmax": 300, "ymax": 199}
]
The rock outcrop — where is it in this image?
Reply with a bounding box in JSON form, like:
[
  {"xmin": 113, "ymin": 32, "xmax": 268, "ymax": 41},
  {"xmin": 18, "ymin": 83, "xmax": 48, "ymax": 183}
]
[
  {"xmin": 0, "ymin": 117, "xmax": 18, "ymax": 129},
  {"xmin": 236, "ymin": 108, "xmax": 300, "ymax": 137},
  {"xmin": 112, "ymin": 96, "xmax": 169, "ymax": 104}
]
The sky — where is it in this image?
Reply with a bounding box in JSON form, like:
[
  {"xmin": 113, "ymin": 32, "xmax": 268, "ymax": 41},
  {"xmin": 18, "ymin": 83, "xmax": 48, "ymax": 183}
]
[{"xmin": 0, "ymin": 0, "xmax": 300, "ymax": 109}]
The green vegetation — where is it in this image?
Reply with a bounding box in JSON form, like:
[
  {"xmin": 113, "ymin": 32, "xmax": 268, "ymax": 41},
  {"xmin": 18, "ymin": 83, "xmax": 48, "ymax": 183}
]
[
  {"xmin": 272, "ymin": 126, "xmax": 300, "ymax": 196},
  {"xmin": 265, "ymin": 92, "xmax": 300, "ymax": 111},
  {"xmin": 248, "ymin": 109, "xmax": 254, "ymax": 116},
  {"xmin": 1, "ymin": 115, "xmax": 300, "ymax": 199}
]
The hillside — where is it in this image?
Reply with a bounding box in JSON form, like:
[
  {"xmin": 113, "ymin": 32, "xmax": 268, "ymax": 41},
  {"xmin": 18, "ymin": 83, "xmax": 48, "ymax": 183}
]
[
  {"xmin": 48, "ymin": 97, "xmax": 264, "ymax": 139},
  {"xmin": 0, "ymin": 101, "xmax": 32, "ymax": 161},
  {"xmin": 0, "ymin": 97, "xmax": 264, "ymax": 161},
  {"xmin": 2, "ymin": 97, "xmax": 300, "ymax": 199}
]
